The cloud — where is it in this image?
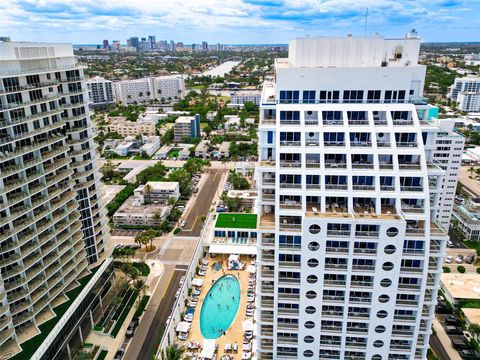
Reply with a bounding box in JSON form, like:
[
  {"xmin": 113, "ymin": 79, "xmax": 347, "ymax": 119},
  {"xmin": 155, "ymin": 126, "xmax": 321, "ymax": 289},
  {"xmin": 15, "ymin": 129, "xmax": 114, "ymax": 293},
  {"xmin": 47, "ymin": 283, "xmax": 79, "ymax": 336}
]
[{"xmin": 0, "ymin": 0, "xmax": 478, "ymax": 43}]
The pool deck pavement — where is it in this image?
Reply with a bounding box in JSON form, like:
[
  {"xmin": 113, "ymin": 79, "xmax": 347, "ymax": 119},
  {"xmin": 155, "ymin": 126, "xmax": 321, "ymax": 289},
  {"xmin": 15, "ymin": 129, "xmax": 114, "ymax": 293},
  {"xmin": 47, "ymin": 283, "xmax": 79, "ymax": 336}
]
[{"xmin": 181, "ymin": 255, "xmax": 255, "ymax": 359}]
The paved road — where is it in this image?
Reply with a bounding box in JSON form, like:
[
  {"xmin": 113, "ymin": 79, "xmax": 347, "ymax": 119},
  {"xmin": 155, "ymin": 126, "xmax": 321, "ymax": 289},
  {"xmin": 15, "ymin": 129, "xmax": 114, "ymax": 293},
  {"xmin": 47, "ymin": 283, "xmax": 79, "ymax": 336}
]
[
  {"xmin": 182, "ymin": 169, "xmax": 223, "ymax": 237},
  {"xmin": 448, "ymin": 229, "xmax": 467, "ymax": 249},
  {"xmin": 430, "ymin": 334, "xmax": 451, "ymax": 360},
  {"xmin": 125, "ymin": 267, "xmax": 186, "ymax": 360}
]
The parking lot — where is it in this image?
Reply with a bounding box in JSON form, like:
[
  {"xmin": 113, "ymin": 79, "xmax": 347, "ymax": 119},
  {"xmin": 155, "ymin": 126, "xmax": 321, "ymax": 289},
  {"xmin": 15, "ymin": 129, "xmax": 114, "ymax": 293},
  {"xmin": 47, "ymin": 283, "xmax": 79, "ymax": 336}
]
[
  {"xmin": 434, "ymin": 310, "xmax": 477, "ymax": 360},
  {"xmin": 443, "ymin": 248, "xmax": 478, "ymax": 272}
]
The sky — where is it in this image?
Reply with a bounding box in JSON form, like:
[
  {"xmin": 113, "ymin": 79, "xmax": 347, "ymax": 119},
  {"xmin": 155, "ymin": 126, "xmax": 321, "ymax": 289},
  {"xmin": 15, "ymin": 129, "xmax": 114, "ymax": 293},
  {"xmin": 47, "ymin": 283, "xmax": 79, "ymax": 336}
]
[{"xmin": 0, "ymin": 0, "xmax": 479, "ymax": 44}]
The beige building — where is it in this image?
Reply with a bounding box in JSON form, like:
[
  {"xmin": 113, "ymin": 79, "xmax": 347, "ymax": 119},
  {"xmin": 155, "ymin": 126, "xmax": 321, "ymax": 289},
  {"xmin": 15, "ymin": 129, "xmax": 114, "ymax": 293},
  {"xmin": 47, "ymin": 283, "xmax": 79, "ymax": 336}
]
[{"xmin": 107, "ymin": 116, "xmax": 157, "ymax": 136}]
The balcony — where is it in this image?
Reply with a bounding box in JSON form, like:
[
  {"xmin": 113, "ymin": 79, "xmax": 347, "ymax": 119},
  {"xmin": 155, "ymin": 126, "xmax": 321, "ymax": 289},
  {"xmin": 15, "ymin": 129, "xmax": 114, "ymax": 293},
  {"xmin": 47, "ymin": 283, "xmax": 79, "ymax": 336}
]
[
  {"xmin": 325, "ymin": 161, "xmax": 347, "ymax": 169},
  {"xmin": 278, "ymin": 261, "xmax": 301, "ymax": 269},
  {"xmin": 326, "ymin": 247, "xmax": 349, "ymax": 254},
  {"xmin": 399, "ymin": 162, "xmax": 421, "ymax": 170},
  {"xmin": 396, "ymin": 142, "xmax": 418, "ymax": 148},
  {"xmin": 350, "ymin": 280, "xmax": 373, "ymax": 288},
  {"xmin": 279, "ymin": 140, "xmax": 301, "ymax": 147},
  {"xmin": 351, "ymin": 265, "xmax": 375, "ymax": 273},
  {"xmin": 305, "ymin": 139, "xmax": 319, "ymax": 146},
  {"xmin": 258, "ymin": 213, "xmax": 275, "ymax": 230},
  {"xmin": 400, "ymin": 185, "xmax": 423, "ymax": 192},
  {"xmin": 279, "ymin": 183, "xmax": 301, "ymax": 189},
  {"xmin": 305, "ymin": 161, "xmax": 321, "ymax": 169},
  {"xmin": 323, "ymin": 280, "xmax": 346, "ymax": 288},
  {"xmin": 324, "ymin": 141, "xmax": 345, "ymax": 147},
  {"xmin": 279, "ymin": 217, "xmax": 301, "ymax": 232},
  {"xmin": 351, "ymin": 162, "xmax": 374, "ymax": 169},
  {"xmin": 279, "ymin": 160, "xmax": 301, "ymax": 168}
]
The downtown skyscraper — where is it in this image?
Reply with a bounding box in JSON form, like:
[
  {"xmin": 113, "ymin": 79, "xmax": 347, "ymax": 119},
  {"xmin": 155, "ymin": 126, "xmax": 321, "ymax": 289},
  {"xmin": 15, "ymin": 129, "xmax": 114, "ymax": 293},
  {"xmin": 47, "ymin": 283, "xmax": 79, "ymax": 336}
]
[
  {"xmin": 0, "ymin": 40, "xmax": 109, "ymax": 356},
  {"xmin": 255, "ymin": 31, "xmax": 464, "ymax": 359}
]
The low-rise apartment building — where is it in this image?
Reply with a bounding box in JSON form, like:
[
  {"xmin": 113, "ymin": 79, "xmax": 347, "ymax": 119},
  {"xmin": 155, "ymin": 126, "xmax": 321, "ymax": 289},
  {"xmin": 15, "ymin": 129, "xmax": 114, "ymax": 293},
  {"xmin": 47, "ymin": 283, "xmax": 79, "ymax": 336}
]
[
  {"xmin": 107, "ymin": 116, "xmax": 157, "ymax": 136},
  {"xmin": 452, "ymin": 201, "xmax": 480, "ymax": 240},
  {"xmin": 135, "ymin": 181, "xmax": 180, "ymax": 204},
  {"xmin": 230, "ymin": 91, "xmax": 261, "ymax": 106}
]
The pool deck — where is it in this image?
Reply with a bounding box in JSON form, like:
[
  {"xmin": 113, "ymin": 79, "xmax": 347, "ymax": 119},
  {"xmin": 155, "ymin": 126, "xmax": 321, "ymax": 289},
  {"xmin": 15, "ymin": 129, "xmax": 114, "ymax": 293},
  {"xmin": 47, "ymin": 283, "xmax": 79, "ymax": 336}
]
[{"xmin": 182, "ymin": 255, "xmax": 255, "ymax": 359}]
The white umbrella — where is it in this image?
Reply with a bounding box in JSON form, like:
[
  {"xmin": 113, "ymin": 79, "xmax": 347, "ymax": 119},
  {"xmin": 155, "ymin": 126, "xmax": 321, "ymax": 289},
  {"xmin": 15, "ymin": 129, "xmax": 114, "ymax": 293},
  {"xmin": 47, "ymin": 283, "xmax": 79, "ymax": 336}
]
[
  {"xmin": 200, "ymin": 339, "xmax": 216, "ymax": 359},
  {"xmin": 242, "ymin": 318, "xmax": 254, "ymax": 332},
  {"xmin": 176, "ymin": 321, "xmax": 191, "ymax": 333},
  {"xmin": 192, "ymin": 278, "xmax": 204, "ymax": 287},
  {"xmin": 246, "ymin": 265, "xmax": 256, "ymax": 273}
]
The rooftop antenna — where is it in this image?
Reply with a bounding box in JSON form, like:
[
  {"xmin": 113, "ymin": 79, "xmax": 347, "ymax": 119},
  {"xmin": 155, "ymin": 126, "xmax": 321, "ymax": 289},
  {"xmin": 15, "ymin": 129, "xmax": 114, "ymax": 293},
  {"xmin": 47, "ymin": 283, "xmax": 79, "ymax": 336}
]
[{"xmin": 364, "ymin": 8, "xmax": 368, "ymax": 36}]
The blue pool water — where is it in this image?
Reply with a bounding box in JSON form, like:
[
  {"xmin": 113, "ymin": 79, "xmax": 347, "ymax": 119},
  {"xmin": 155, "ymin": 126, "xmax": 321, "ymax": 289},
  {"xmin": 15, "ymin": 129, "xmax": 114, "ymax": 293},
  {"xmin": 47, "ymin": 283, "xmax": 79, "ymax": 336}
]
[{"xmin": 200, "ymin": 275, "xmax": 241, "ymax": 339}]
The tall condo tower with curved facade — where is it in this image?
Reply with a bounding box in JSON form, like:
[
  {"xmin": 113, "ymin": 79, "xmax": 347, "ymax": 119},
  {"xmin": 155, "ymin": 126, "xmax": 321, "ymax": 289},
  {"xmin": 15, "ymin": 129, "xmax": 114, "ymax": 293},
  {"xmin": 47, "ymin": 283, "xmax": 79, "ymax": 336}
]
[
  {"xmin": 256, "ymin": 32, "xmax": 464, "ymax": 360},
  {"xmin": 0, "ymin": 40, "xmax": 109, "ymax": 356}
]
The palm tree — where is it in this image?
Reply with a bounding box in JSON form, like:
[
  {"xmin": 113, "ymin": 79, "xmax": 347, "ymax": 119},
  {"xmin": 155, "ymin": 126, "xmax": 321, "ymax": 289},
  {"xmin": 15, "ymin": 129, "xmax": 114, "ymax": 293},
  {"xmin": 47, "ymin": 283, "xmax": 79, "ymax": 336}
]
[
  {"xmin": 468, "ymin": 166, "xmax": 476, "ymax": 178},
  {"xmin": 143, "ymin": 184, "xmax": 152, "ymax": 204},
  {"xmin": 152, "ymin": 212, "xmax": 163, "ymax": 225},
  {"xmin": 156, "ymin": 344, "xmax": 187, "ymax": 360},
  {"xmin": 133, "ymin": 279, "xmax": 148, "ymax": 306}
]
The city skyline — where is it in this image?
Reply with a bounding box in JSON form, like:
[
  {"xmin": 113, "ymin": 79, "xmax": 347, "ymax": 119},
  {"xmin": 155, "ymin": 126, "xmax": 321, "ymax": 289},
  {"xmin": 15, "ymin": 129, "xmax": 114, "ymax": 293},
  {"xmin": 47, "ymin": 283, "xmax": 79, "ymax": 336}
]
[{"xmin": 1, "ymin": 0, "xmax": 479, "ymax": 44}]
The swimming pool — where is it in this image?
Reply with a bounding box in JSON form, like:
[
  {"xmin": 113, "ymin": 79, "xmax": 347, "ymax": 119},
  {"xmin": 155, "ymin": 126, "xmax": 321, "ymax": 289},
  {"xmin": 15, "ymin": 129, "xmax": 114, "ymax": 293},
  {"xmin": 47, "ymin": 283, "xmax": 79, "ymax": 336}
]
[{"xmin": 200, "ymin": 275, "xmax": 240, "ymax": 339}]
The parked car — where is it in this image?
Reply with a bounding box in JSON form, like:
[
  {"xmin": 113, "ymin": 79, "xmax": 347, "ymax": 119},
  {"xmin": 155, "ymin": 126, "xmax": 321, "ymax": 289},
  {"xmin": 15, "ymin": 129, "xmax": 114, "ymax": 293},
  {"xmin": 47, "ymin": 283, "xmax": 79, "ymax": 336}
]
[
  {"xmin": 465, "ymin": 254, "xmax": 475, "ymax": 264},
  {"xmin": 125, "ymin": 318, "xmax": 139, "ymax": 338},
  {"xmin": 451, "ymin": 338, "xmax": 470, "ymax": 350},
  {"xmin": 447, "ymin": 240, "xmax": 455, "ymax": 248},
  {"xmin": 459, "ymin": 349, "xmax": 477, "ymax": 360},
  {"xmin": 436, "ymin": 300, "xmax": 453, "ymax": 314},
  {"xmin": 445, "ymin": 256, "xmax": 454, "ymax": 264},
  {"xmin": 445, "ymin": 326, "xmax": 463, "ymax": 335},
  {"xmin": 180, "ymin": 220, "xmax": 187, "ymax": 227},
  {"xmin": 445, "ymin": 315, "xmax": 461, "ymax": 326},
  {"xmin": 113, "ymin": 349, "xmax": 124, "ymax": 360},
  {"xmin": 455, "ymin": 254, "xmax": 465, "ymax": 264}
]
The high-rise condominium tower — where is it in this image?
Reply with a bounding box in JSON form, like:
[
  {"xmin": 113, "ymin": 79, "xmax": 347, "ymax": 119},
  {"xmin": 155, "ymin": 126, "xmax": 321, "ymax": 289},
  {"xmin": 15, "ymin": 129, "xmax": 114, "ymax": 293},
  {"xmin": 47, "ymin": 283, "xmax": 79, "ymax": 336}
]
[
  {"xmin": 0, "ymin": 40, "xmax": 108, "ymax": 354},
  {"xmin": 256, "ymin": 32, "xmax": 464, "ymax": 360}
]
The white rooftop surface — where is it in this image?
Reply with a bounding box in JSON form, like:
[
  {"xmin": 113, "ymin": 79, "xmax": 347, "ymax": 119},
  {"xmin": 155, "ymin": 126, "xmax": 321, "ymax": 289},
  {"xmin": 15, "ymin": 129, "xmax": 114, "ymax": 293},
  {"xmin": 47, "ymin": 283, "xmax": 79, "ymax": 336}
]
[
  {"xmin": 141, "ymin": 181, "xmax": 179, "ymax": 191},
  {"xmin": 286, "ymin": 35, "xmax": 421, "ymax": 68},
  {"xmin": 441, "ymin": 273, "xmax": 480, "ymax": 300},
  {"xmin": 175, "ymin": 116, "xmax": 195, "ymax": 124},
  {"xmin": 219, "ymin": 142, "xmax": 230, "ymax": 151},
  {"xmin": 462, "ymin": 308, "xmax": 480, "ymax": 325}
]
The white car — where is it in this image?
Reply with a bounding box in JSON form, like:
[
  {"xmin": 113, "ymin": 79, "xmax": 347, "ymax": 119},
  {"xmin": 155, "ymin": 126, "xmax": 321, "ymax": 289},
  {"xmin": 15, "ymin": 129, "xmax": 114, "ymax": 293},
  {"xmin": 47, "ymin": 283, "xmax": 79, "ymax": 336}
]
[
  {"xmin": 180, "ymin": 220, "xmax": 187, "ymax": 227},
  {"xmin": 445, "ymin": 256, "xmax": 454, "ymax": 264},
  {"xmin": 447, "ymin": 240, "xmax": 454, "ymax": 248}
]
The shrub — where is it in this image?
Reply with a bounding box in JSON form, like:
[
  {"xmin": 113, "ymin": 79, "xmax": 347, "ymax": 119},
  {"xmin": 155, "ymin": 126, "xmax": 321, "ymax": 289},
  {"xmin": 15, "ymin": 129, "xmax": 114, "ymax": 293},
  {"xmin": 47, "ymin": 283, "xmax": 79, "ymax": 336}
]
[
  {"xmin": 443, "ymin": 266, "xmax": 451, "ymax": 273},
  {"xmin": 477, "ymin": 267, "xmax": 480, "ymax": 274},
  {"xmin": 93, "ymin": 324, "xmax": 103, "ymax": 331},
  {"xmin": 458, "ymin": 266, "xmax": 466, "ymax": 273},
  {"xmin": 106, "ymin": 184, "xmax": 136, "ymax": 217},
  {"xmin": 133, "ymin": 295, "xmax": 150, "ymax": 318},
  {"xmin": 173, "ymin": 228, "xmax": 181, "ymax": 234},
  {"xmin": 132, "ymin": 262, "xmax": 150, "ymax": 276}
]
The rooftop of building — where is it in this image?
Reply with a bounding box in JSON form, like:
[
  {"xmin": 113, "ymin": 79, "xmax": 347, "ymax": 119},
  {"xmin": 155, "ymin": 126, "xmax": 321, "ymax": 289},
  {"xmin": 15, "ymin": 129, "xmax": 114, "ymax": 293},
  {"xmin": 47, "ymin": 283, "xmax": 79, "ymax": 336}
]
[
  {"xmin": 453, "ymin": 203, "xmax": 480, "ymax": 225},
  {"xmin": 282, "ymin": 33, "xmax": 421, "ymax": 69},
  {"xmin": 114, "ymin": 195, "xmax": 170, "ymax": 216},
  {"xmin": 215, "ymin": 213, "xmax": 257, "ymax": 229},
  {"xmin": 137, "ymin": 181, "xmax": 179, "ymax": 191},
  {"xmin": 441, "ymin": 273, "xmax": 480, "ymax": 300},
  {"xmin": 175, "ymin": 116, "xmax": 196, "ymax": 124},
  {"xmin": 462, "ymin": 308, "xmax": 480, "ymax": 325}
]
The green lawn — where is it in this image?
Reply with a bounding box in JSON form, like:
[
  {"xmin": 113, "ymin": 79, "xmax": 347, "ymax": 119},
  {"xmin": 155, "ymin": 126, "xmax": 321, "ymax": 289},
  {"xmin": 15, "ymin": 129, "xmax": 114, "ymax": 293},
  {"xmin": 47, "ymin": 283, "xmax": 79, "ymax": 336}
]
[
  {"xmin": 215, "ymin": 213, "xmax": 257, "ymax": 229},
  {"xmin": 167, "ymin": 149, "xmax": 180, "ymax": 158}
]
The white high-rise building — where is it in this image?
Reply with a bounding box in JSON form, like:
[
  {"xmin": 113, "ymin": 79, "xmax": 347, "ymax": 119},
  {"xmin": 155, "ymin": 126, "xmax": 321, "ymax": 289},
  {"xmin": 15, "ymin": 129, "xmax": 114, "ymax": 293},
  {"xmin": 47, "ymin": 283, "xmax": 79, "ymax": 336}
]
[
  {"xmin": 449, "ymin": 76, "xmax": 480, "ymax": 112},
  {"xmin": 0, "ymin": 40, "xmax": 110, "ymax": 356},
  {"xmin": 113, "ymin": 75, "xmax": 185, "ymax": 104},
  {"xmin": 256, "ymin": 33, "xmax": 464, "ymax": 360},
  {"xmin": 86, "ymin": 76, "xmax": 115, "ymax": 106}
]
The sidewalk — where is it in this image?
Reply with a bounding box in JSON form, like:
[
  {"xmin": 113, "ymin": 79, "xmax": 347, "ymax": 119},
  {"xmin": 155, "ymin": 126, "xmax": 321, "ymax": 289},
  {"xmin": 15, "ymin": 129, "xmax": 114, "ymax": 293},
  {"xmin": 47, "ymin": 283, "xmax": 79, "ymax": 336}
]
[
  {"xmin": 85, "ymin": 260, "xmax": 164, "ymax": 359},
  {"xmin": 432, "ymin": 318, "xmax": 462, "ymax": 360}
]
